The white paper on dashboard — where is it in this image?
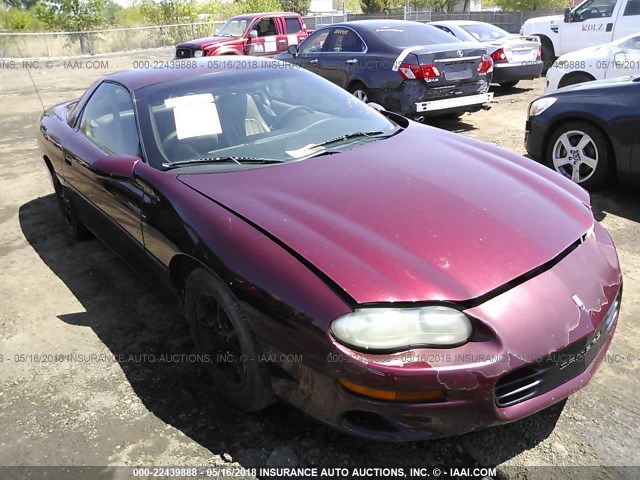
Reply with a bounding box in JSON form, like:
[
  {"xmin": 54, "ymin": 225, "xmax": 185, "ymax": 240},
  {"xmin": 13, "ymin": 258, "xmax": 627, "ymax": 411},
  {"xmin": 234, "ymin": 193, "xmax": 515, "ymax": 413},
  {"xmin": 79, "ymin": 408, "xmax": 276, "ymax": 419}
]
[{"xmin": 164, "ymin": 94, "xmax": 222, "ymax": 139}]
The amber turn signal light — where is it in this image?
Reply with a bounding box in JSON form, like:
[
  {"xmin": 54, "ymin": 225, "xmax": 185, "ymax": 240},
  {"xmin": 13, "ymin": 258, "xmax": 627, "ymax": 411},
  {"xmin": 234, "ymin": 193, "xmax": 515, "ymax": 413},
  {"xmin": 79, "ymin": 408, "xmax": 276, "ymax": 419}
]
[{"xmin": 338, "ymin": 378, "xmax": 445, "ymax": 403}]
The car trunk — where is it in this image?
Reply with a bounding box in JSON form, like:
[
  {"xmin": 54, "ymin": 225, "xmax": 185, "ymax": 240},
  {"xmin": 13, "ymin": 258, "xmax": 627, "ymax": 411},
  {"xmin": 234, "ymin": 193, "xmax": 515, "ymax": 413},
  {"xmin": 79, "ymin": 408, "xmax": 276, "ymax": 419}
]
[
  {"xmin": 491, "ymin": 36, "xmax": 540, "ymax": 63},
  {"xmin": 411, "ymin": 44, "xmax": 487, "ymax": 85}
]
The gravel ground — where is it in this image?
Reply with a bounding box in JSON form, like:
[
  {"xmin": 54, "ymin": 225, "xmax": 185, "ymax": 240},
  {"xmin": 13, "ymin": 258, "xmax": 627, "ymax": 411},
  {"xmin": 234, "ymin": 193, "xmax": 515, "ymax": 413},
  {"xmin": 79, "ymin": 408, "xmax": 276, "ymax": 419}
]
[{"xmin": 0, "ymin": 48, "xmax": 639, "ymax": 479}]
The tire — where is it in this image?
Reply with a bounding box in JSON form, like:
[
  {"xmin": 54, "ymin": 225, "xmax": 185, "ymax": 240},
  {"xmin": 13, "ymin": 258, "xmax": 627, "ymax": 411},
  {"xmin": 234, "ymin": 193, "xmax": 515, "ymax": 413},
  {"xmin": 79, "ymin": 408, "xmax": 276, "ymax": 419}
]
[
  {"xmin": 499, "ymin": 81, "xmax": 519, "ymax": 88},
  {"xmin": 559, "ymin": 73, "xmax": 594, "ymax": 88},
  {"xmin": 348, "ymin": 82, "xmax": 372, "ymax": 103},
  {"xmin": 541, "ymin": 42, "xmax": 555, "ymax": 74},
  {"xmin": 184, "ymin": 268, "xmax": 274, "ymax": 412},
  {"xmin": 545, "ymin": 121, "xmax": 612, "ymax": 190},
  {"xmin": 56, "ymin": 186, "xmax": 91, "ymax": 240}
]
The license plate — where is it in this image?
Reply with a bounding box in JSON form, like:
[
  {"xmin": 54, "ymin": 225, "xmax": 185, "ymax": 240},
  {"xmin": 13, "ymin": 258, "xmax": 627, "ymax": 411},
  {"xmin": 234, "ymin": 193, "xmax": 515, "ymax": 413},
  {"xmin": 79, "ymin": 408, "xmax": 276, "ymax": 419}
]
[{"xmin": 444, "ymin": 69, "xmax": 472, "ymax": 81}]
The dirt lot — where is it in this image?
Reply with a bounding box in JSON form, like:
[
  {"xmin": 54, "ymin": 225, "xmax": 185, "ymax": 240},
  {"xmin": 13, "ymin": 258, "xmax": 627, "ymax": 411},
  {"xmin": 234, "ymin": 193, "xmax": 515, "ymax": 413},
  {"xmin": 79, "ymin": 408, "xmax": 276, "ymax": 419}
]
[{"xmin": 1, "ymin": 48, "xmax": 639, "ymax": 478}]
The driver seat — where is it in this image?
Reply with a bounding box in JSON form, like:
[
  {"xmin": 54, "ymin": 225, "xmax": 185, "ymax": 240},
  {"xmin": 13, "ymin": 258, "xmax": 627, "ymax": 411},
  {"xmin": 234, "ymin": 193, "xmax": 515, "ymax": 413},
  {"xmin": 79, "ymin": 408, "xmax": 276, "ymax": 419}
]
[{"xmin": 216, "ymin": 93, "xmax": 270, "ymax": 148}]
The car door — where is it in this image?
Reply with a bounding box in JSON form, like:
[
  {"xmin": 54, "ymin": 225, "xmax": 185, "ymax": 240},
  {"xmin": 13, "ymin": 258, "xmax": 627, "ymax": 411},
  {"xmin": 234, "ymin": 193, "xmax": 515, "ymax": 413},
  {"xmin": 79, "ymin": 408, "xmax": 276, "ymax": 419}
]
[
  {"xmin": 290, "ymin": 28, "xmax": 333, "ymax": 75},
  {"xmin": 247, "ymin": 16, "xmax": 280, "ymax": 56},
  {"xmin": 283, "ymin": 16, "xmax": 306, "ymax": 48},
  {"xmin": 616, "ymin": 0, "xmax": 640, "ymax": 37},
  {"xmin": 561, "ymin": 0, "xmax": 622, "ymax": 54},
  {"xmin": 317, "ymin": 27, "xmax": 367, "ymax": 88},
  {"xmin": 604, "ymin": 34, "xmax": 640, "ymax": 79},
  {"xmin": 63, "ymin": 81, "xmax": 145, "ymax": 258}
]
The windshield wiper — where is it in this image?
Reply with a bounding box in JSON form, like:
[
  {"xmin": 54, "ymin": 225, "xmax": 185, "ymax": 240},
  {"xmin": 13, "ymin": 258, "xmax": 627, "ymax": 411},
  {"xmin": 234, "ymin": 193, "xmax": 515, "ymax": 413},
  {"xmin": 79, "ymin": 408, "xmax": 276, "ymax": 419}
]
[
  {"xmin": 162, "ymin": 156, "xmax": 285, "ymax": 169},
  {"xmin": 308, "ymin": 130, "xmax": 390, "ymax": 150},
  {"xmin": 298, "ymin": 128, "xmax": 403, "ymax": 159}
]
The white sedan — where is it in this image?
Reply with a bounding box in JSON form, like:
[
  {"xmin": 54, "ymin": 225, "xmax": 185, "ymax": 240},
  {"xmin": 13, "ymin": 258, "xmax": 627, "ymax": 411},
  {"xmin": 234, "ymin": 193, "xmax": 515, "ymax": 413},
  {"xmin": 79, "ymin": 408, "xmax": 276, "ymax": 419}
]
[{"xmin": 545, "ymin": 32, "xmax": 640, "ymax": 94}]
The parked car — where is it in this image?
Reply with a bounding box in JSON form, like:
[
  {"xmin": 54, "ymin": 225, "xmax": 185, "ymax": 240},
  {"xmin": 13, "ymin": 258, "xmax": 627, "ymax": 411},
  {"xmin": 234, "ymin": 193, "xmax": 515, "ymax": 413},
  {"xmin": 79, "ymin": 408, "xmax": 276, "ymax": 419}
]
[
  {"xmin": 521, "ymin": 0, "xmax": 640, "ymax": 68},
  {"xmin": 545, "ymin": 32, "xmax": 640, "ymax": 93},
  {"xmin": 429, "ymin": 20, "xmax": 543, "ymax": 88},
  {"xmin": 526, "ymin": 75, "xmax": 640, "ymax": 189},
  {"xmin": 275, "ymin": 20, "xmax": 494, "ymax": 120},
  {"xmin": 37, "ymin": 59, "xmax": 621, "ymax": 441},
  {"xmin": 175, "ymin": 12, "xmax": 309, "ymax": 58}
]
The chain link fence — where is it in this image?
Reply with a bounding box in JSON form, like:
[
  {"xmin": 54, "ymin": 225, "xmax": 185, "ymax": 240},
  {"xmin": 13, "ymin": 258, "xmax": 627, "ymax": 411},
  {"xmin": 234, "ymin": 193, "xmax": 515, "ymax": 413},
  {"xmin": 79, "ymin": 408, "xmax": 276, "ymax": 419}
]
[{"xmin": 0, "ymin": 11, "xmax": 561, "ymax": 59}]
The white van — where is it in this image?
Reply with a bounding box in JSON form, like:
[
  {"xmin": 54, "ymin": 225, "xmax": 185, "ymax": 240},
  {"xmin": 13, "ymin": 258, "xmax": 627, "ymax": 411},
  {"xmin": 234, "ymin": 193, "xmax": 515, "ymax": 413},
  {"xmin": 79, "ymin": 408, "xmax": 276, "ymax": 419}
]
[{"xmin": 521, "ymin": 0, "xmax": 640, "ymax": 65}]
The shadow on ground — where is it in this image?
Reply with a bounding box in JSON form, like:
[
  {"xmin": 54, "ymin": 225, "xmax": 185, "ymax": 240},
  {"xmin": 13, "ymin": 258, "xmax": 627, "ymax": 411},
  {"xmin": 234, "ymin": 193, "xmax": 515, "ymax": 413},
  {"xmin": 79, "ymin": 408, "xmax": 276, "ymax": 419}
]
[
  {"xmin": 19, "ymin": 193, "xmax": 567, "ymax": 469},
  {"xmin": 490, "ymin": 85, "xmax": 534, "ymax": 98},
  {"xmin": 591, "ymin": 183, "xmax": 640, "ymax": 224}
]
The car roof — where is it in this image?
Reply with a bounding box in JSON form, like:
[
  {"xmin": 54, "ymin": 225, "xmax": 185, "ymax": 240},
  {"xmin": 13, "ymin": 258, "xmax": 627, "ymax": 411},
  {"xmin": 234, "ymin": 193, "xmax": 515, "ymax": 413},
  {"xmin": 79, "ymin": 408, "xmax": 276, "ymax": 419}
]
[
  {"xmin": 430, "ymin": 20, "xmax": 485, "ymax": 26},
  {"xmin": 339, "ymin": 19, "xmax": 432, "ymax": 30},
  {"xmin": 105, "ymin": 57, "xmax": 285, "ymax": 91},
  {"xmin": 231, "ymin": 12, "xmax": 299, "ymax": 19}
]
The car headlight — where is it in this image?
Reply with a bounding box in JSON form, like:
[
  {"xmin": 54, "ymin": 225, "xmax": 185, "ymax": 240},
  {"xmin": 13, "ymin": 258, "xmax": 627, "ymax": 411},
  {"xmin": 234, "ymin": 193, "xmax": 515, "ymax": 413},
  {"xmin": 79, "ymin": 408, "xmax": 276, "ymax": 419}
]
[
  {"xmin": 528, "ymin": 97, "xmax": 557, "ymax": 117},
  {"xmin": 330, "ymin": 306, "xmax": 473, "ymax": 352},
  {"xmin": 194, "ymin": 50, "xmax": 204, "ymax": 58}
]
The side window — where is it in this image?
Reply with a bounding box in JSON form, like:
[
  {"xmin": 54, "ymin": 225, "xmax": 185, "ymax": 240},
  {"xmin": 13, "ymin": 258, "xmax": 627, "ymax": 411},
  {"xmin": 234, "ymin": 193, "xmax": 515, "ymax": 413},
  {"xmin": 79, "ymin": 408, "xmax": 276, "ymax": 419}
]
[
  {"xmin": 574, "ymin": 0, "xmax": 618, "ymax": 19},
  {"xmin": 327, "ymin": 29, "xmax": 366, "ymax": 53},
  {"xmin": 256, "ymin": 17, "xmax": 277, "ymax": 37},
  {"xmin": 435, "ymin": 25, "xmax": 455, "ymax": 37},
  {"xmin": 298, "ymin": 29, "xmax": 331, "ymax": 55},
  {"xmin": 285, "ymin": 17, "xmax": 302, "ymax": 34},
  {"xmin": 79, "ymin": 82, "xmax": 140, "ymax": 157},
  {"xmin": 624, "ymin": 0, "xmax": 640, "ymax": 15}
]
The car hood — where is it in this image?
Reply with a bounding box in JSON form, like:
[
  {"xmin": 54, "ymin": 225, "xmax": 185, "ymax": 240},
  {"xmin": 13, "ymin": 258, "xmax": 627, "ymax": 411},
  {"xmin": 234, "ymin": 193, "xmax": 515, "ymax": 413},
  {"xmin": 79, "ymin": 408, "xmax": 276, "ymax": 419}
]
[
  {"xmin": 177, "ymin": 36, "xmax": 241, "ymax": 48},
  {"xmin": 522, "ymin": 15, "xmax": 563, "ymax": 26},
  {"xmin": 178, "ymin": 124, "xmax": 593, "ymax": 305}
]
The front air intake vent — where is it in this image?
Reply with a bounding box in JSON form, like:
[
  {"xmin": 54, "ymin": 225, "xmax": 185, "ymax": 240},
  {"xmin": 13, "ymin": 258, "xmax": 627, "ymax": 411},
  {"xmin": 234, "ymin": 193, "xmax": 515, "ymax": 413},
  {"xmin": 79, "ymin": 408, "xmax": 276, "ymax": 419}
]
[{"xmin": 494, "ymin": 366, "xmax": 545, "ymax": 407}]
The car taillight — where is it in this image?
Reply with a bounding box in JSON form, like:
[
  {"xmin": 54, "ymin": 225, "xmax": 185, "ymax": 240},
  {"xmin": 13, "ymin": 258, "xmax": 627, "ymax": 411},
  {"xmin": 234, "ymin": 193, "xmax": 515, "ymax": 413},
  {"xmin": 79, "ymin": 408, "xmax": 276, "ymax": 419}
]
[
  {"xmin": 490, "ymin": 48, "xmax": 507, "ymax": 64},
  {"xmin": 477, "ymin": 54, "xmax": 494, "ymax": 74},
  {"xmin": 537, "ymin": 46, "xmax": 542, "ymax": 60},
  {"xmin": 398, "ymin": 62, "xmax": 441, "ymax": 80}
]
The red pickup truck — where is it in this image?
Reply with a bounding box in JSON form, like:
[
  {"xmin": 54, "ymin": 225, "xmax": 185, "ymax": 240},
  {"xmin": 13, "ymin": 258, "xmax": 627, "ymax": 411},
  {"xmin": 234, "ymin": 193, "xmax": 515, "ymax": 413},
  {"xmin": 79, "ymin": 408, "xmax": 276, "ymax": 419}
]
[{"xmin": 175, "ymin": 12, "xmax": 310, "ymax": 58}]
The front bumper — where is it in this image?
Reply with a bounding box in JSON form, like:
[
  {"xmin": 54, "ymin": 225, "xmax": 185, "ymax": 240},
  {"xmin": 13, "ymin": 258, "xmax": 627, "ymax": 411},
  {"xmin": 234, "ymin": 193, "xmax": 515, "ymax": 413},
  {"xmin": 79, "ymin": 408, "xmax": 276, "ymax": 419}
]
[
  {"xmin": 525, "ymin": 112, "xmax": 553, "ymax": 160},
  {"xmin": 544, "ymin": 66, "xmax": 565, "ymax": 94},
  {"xmin": 268, "ymin": 223, "xmax": 621, "ymax": 440},
  {"xmin": 493, "ymin": 61, "xmax": 544, "ymax": 83}
]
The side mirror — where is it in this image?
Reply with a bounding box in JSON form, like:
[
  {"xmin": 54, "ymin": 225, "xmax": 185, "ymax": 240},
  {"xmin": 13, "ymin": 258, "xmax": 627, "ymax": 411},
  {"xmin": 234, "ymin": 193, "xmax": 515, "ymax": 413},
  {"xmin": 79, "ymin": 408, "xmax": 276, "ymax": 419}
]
[
  {"xmin": 564, "ymin": 8, "xmax": 571, "ymax": 23},
  {"xmin": 249, "ymin": 30, "xmax": 258, "ymax": 39},
  {"xmin": 92, "ymin": 154, "xmax": 140, "ymax": 180},
  {"xmin": 287, "ymin": 44, "xmax": 298, "ymax": 57}
]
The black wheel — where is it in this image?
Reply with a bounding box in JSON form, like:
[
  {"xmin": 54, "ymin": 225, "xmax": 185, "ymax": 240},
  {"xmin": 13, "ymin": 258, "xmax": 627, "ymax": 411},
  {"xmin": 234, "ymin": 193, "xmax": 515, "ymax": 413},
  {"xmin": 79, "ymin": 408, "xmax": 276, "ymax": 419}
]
[
  {"xmin": 545, "ymin": 121, "xmax": 612, "ymax": 190},
  {"xmin": 499, "ymin": 81, "xmax": 519, "ymax": 88},
  {"xmin": 348, "ymin": 82, "xmax": 372, "ymax": 103},
  {"xmin": 184, "ymin": 268, "xmax": 274, "ymax": 412},
  {"xmin": 56, "ymin": 186, "xmax": 91, "ymax": 240},
  {"xmin": 541, "ymin": 42, "xmax": 555, "ymax": 74},
  {"xmin": 559, "ymin": 73, "xmax": 594, "ymax": 88}
]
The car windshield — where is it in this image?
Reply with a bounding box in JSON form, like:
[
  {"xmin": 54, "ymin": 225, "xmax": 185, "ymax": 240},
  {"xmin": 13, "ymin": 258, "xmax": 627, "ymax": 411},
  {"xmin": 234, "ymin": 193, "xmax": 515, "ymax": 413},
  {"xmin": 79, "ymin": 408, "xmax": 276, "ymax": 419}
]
[
  {"xmin": 372, "ymin": 23, "xmax": 460, "ymax": 47},
  {"xmin": 134, "ymin": 65, "xmax": 400, "ymax": 170},
  {"xmin": 460, "ymin": 23, "xmax": 510, "ymax": 42},
  {"xmin": 215, "ymin": 18, "xmax": 248, "ymax": 37}
]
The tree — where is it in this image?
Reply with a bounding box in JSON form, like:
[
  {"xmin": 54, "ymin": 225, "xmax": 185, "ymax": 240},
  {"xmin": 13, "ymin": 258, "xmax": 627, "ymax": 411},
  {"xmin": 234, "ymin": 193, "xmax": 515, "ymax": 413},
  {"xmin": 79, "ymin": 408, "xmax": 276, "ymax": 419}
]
[
  {"xmin": 233, "ymin": 0, "xmax": 281, "ymax": 14},
  {"xmin": 2, "ymin": 0, "xmax": 39, "ymax": 9},
  {"xmin": 279, "ymin": 0, "xmax": 312, "ymax": 15},
  {"xmin": 360, "ymin": 0, "xmax": 386, "ymax": 13},
  {"xmin": 0, "ymin": 7, "xmax": 44, "ymax": 31},
  {"xmin": 493, "ymin": 0, "xmax": 566, "ymax": 10},
  {"xmin": 138, "ymin": 0, "xmax": 198, "ymax": 25},
  {"xmin": 35, "ymin": 0, "xmax": 106, "ymax": 31}
]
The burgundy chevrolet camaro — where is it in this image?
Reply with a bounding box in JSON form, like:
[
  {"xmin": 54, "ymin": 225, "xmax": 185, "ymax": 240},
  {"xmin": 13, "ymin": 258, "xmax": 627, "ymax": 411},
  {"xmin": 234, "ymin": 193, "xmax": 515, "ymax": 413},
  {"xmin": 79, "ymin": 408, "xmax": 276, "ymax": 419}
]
[{"xmin": 37, "ymin": 58, "xmax": 622, "ymax": 441}]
